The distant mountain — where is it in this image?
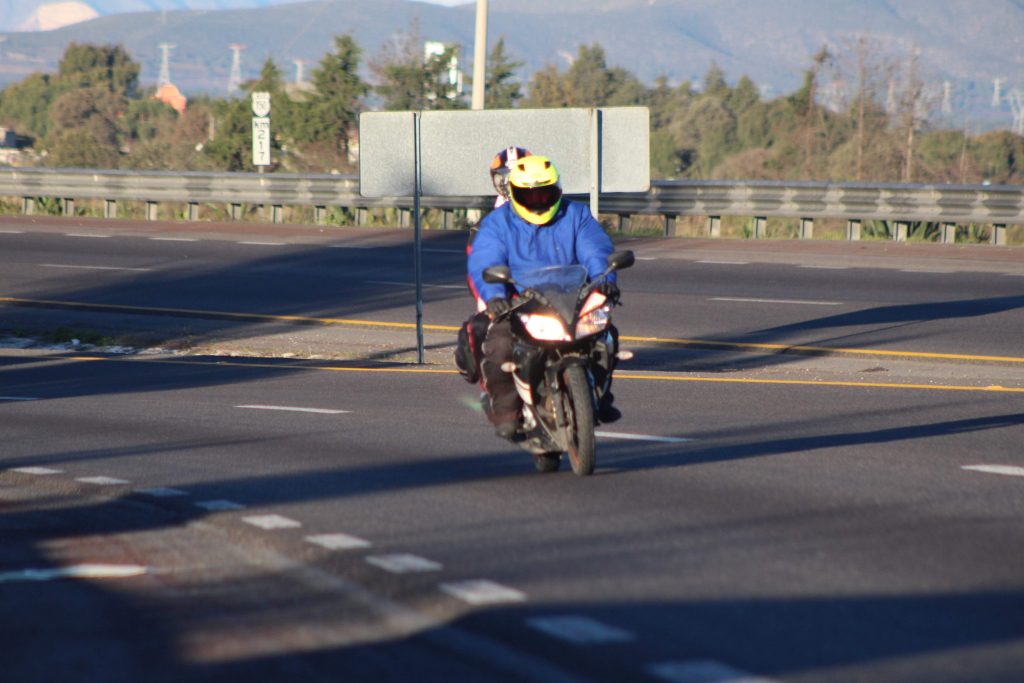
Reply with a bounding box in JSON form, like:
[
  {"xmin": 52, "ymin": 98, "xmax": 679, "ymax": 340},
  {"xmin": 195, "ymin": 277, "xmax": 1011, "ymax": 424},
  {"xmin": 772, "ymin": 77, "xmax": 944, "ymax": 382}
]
[{"xmin": 0, "ymin": 0, "xmax": 1021, "ymax": 129}]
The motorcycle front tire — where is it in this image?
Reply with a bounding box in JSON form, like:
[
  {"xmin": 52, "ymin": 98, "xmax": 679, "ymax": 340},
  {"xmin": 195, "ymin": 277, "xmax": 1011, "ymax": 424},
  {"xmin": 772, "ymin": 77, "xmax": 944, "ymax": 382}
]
[{"xmin": 562, "ymin": 365, "xmax": 596, "ymax": 476}]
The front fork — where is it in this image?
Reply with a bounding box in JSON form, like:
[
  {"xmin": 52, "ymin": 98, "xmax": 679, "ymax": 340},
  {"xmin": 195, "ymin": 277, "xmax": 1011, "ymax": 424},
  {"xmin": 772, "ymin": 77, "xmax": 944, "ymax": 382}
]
[{"xmin": 511, "ymin": 343, "xmax": 598, "ymax": 431}]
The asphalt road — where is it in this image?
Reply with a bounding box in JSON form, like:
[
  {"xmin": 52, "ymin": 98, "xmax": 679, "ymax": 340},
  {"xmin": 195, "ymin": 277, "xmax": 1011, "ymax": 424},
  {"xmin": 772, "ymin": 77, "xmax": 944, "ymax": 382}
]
[{"xmin": 1, "ymin": 215, "xmax": 1023, "ymax": 682}]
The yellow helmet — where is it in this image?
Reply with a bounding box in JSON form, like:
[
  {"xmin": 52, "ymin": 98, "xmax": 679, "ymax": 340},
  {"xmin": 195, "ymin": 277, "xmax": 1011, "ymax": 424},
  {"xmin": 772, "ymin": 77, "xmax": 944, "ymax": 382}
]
[{"xmin": 508, "ymin": 155, "xmax": 563, "ymax": 225}]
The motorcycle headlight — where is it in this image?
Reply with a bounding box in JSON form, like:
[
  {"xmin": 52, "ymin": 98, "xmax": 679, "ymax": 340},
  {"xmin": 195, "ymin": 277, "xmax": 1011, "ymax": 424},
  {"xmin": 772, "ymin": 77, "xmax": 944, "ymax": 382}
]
[
  {"xmin": 575, "ymin": 306, "xmax": 610, "ymax": 339},
  {"xmin": 520, "ymin": 313, "xmax": 571, "ymax": 342}
]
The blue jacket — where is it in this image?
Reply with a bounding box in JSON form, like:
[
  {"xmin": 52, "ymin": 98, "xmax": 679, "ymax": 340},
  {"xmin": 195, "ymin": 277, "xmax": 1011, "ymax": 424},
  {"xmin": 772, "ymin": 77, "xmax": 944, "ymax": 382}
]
[{"xmin": 468, "ymin": 200, "xmax": 616, "ymax": 303}]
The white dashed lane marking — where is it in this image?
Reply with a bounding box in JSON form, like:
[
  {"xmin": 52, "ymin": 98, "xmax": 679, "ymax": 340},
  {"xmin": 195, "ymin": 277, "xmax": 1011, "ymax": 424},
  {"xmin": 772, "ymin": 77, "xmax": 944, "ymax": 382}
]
[
  {"xmin": 40, "ymin": 263, "xmax": 152, "ymax": 272},
  {"xmin": 76, "ymin": 476, "xmax": 130, "ymax": 485},
  {"xmin": 0, "ymin": 396, "xmax": 39, "ymax": 401},
  {"xmin": 138, "ymin": 487, "xmax": 189, "ymax": 497},
  {"xmin": 711, "ymin": 296, "xmax": 842, "ymax": 306},
  {"xmin": 648, "ymin": 660, "xmax": 776, "ymax": 683},
  {"xmin": 596, "ymin": 431, "xmax": 694, "ymax": 444},
  {"xmin": 526, "ymin": 616, "xmax": 635, "ymax": 644},
  {"xmin": 366, "ymin": 554, "xmax": 442, "ymax": 574},
  {"xmin": 800, "ymin": 264, "xmax": 849, "ymax": 269},
  {"xmin": 236, "ymin": 405, "xmax": 352, "ymax": 415},
  {"xmin": 962, "ymin": 464, "xmax": 1024, "ymax": 477},
  {"xmin": 696, "ymin": 260, "xmax": 748, "ymax": 265},
  {"xmin": 0, "ymin": 230, "xmax": 24, "ymax": 234},
  {"xmin": 150, "ymin": 237, "xmax": 198, "ymax": 242},
  {"xmin": 238, "ymin": 241, "xmax": 286, "ymax": 246},
  {"xmin": 10, "ymin": 466, "xmax": 62, "ymax": 475},
  {"xmin": 194, "ymin": 500, "xmax": 246, "ymax": 511},
  {"xmin": 0, "ymin": 564, "xmax": 148, "ymax": 584},
  {"xmin": 243, "ymin": 514, "xmax": 302, "ymax": 530},
  {"xmin": 440, "ymin": 579, "xmax": 526, "ymax": 605},
  {"xmin": 306, "ymin": 533, "xmax": 371, "ymax": 550},
  {"xmin": 65, "ymin": 233, "xmax": 111, "ymax": 238}
]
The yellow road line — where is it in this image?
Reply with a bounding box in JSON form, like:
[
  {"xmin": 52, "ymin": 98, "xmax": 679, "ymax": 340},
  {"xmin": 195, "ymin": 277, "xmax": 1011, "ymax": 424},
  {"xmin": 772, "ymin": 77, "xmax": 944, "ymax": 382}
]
[
  {"xmin": 0, "ymin": 296, "xmax": 456, "ymax": 332},
  {"xmin": 5, "ymin": 295, "xmax": 1024, "ymax": 365},
  {"xmin": 18, "ymin": 354, "xmax": 1024, "ymax": 394},
  {"xmin": 620, "ymin": 334, "xmax": 1024, "ymax": 364}
]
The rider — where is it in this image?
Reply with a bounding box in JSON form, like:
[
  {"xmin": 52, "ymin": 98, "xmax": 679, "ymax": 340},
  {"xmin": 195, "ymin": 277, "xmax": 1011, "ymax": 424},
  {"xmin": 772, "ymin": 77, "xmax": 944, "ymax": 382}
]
[{"xmin": 467, "ymin": 155, "xmax": 621, "ymax": 439}]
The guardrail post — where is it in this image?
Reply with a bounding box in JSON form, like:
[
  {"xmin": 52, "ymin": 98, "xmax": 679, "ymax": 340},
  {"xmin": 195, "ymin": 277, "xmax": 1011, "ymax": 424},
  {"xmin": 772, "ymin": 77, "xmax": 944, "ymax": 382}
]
[
  {"xmin": 753, "ymin": 216, "xmax": 767, "ymax": 239},
  {"xmin": 315, "ymin": 206, "xmax": 327, "ymax": 225},
  {"xmin": 356, "ymin": 208, "xmax": 367, "ymax": 226},
  {"xmin": 21, "ymin": 197, "xmax": 34, "ymax": 215},
  {"xmin": 941, "ymin": 222, "xmax": 957, "ymax": 244},
  {"xmin": 617, "ymin": 214, "xmax": 630, "ymax": 233},
  {"xmin": 104, "ymin": 199, "xmax": 117, "ymax": 219},
  {"xmin": 663, "ymin": 214, "xmax": 676, "ymax": 237},
  {"xmin": 187, "ymin": 202, "xmax": 199, "ymax": 221},
  {"xmin": 846, "ymin": 219, "xmax": 861, "ymax": 240},
  {"xmin": 893, "ymin": 221, "xmax": 909, "ymax": 241},
  {"xmin": 230, "ymin": 203, "xmax": 242, "ymax": 220},
  {"xmin": 992, "ymin": 224, "xmax": 1007, "ymax": 246},
  {"xmin": 145, "ymin": 201, "xmax": 158, "ymax": 221},
  {"xmin": 706, "ymin": 215, "xmax": 721, "ymax": 238},
  {"xmin": 400, "ymin": 209, "xmax": 412, "ymax": 228},
  {"xmin": 271, "ymin": 205, "xmax": 284, "ymax": 224},
  {"xmin": 799, "ymin": 217, "xmax": 814, "ymax": 239},
  {"xmin": 62, "ymin": 198, "xmax": 74, "ymax": 216}
]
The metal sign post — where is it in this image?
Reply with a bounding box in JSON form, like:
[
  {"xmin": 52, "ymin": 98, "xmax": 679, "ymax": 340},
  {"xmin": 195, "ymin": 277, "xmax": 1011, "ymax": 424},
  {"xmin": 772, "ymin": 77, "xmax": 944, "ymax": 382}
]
[{"xmin": 413, "ymin": 113, "xmax": 425, "ymax": 364}]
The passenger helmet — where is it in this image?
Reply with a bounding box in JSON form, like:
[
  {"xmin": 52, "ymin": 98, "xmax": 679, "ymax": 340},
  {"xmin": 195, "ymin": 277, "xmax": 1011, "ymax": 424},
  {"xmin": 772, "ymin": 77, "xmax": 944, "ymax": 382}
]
[
  {"xmin": 508, "ymin": 155, "xmax": 563, "ymax": 225},
  {"xmin": 489, "ymin": 146, "xmax": 531, "ymax": 201}
]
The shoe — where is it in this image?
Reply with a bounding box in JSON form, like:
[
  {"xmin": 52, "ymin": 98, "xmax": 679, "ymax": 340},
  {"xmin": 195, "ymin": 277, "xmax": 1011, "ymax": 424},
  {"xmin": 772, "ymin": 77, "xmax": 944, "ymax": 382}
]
[
  {"xmin": 492, "ymin": 411, "xmax": 518, "ymax": 439},
  {"xmin": 494, "ymin": 420, "xmax": 518, "ymax": 439},
  {"xmin": 597, "ymin": 393, "xmax": 621, "ymax": 423}
]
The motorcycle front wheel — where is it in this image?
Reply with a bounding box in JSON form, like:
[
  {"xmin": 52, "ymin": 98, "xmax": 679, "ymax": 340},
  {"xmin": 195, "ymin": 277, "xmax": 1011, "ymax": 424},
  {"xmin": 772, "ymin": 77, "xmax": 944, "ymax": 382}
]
[{"xmin": 562, "ymin": 365, "xmax": 596, "ymax": 476}]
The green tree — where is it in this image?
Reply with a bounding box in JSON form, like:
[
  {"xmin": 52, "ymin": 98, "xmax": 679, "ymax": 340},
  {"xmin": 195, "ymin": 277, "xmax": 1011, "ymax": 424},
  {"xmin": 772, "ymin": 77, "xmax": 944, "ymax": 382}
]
[
  {"xmin": 46, "ymin": 127, "xmax": 120, "ymax": 168},
  {"xmin": 523, "ymin": 63, "xmax": 570, "ymax": 107},
  {"xmin": 0, "ymin": 72, "xmax": 57, "ymax": 140},
  {"xmin": 484, "ymin": 37, "xmax": 523, "ymax": 109},
  {"xmin": 57, "ymin": 43, "xmax": 139, "ymax": 96},
  {"xmin": 295, "ymin": 34, "xmax": 369, "ymax": 163}
]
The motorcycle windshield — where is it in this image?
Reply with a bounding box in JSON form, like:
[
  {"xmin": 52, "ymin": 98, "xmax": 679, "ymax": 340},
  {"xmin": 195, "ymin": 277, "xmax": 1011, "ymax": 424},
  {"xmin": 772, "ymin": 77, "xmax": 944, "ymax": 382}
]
[{"xmin": 512, "ymin": 264, "xmax": 588, "ymax": 324}]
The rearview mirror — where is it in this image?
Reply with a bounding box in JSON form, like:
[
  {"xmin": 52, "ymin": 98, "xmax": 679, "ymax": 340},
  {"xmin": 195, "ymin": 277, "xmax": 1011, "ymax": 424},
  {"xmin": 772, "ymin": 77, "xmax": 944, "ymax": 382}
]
[
  {"xmin": 607, "ymin": 250, "xmax": 635, "ymax": 271},
  {"xmin": 482, "ymin": 265, "xmax": 513, "ymax": 284}
]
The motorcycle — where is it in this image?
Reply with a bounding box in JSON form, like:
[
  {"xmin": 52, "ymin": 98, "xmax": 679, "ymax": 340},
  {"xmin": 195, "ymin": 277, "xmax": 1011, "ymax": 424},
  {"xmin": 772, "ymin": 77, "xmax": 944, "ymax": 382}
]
[{"xmin": 481, "ymin": 250, "xmax": 635, "ymax": 476}]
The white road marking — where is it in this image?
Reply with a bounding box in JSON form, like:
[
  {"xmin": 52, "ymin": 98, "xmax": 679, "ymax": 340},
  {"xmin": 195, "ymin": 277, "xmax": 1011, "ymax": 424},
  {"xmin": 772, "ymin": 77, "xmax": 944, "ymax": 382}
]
[
  {"xmin": 364, "ymin": 279, "xmax": 466, "ymax": 290},
  {"xmin": 41, "ymin": 263, "xmax": 152, "ymax": 272},
  {"xmin": 596, "ymin": 431, "xmax": 694, "ymax": 444},
  {"xmin": 696, "ymin": 260, "xmax": 748, "ymax": 265},
  {"xmin": 440, "ymin": 579, "xmax": 526, "ymax": 605},
  {"xmin": 962, "ymin": 464, "xmax": 1024, "ymax": 477},
  {"xmin": 711, "ymin": 296, "xmax": 842, "ymax": 306},
  {"xmin": 150, "ymin": 237, "xmax": 198, "ymax": 242},
  {"xmin": 306, "ymin": 533, "xmax": 371, "ymax": 550},
  {"xmin": 328, "ymin": 244, "xmax": 374, "ymax": 249},
  {"xmin": 10, "ymin": 466, "xmax": 62, "ymax": 475},
  {"xmin": 76, "ymin": 476, "xmax": 130, "ymax": 485},
  {"xmin": 0, "ymin": 396, "xmax": 38, "ymax": 401},
  {"xmin": 137, "ymin": 487, "xmax": 189, "ymax": 497},
  {"xmin": 0, "ymin": 564, "xmax": 148, "ymax": 584},
  {"xmin": 636, "ymin": 256, "xmax": 658, "ymax": 261},
  {"xmin": 236, "ymin": 404, "xmax": 352, "ymax": 415},
  {"xmin": 238, "ymin": 241, "xmax": 286, "ymax": 246},
  {"xmin": 65, "ymin": 233, "xmax": 111, "ymax": 238},
  {"xmin": 799, "ymin": 265, "xmax": 849, "ymax": 270},
  {"xmin": 901, "ymin": 269, "xmax": 954, "ymax": 274},
  {"xmin": 525, "ymin": 615, "xmax": 635, "ymax": 644},
  {"xmin": 0, "ymin": 230, "xmax": 24, "ymax": 234},
  {"xmin": 195, "ymin": 499, "xmax": 246, "ymax": 511},
  {"xmin": 242, "ymin": 514, "xmax": 302, "ymax": 530},
  {"xmin": 649, "ymin": 659, "xmax": 776, "ymax": 683},
  {"xmin": 366, "ymin": 554, "xmax": 442, "ymax": 574}
]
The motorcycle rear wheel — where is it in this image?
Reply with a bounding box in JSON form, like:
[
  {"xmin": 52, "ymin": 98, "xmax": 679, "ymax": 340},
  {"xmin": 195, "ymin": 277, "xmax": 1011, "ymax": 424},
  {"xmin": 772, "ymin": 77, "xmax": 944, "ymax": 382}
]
[{"xmin": 562, "ymin": 365, "xmax": 596, "ymax": 476}]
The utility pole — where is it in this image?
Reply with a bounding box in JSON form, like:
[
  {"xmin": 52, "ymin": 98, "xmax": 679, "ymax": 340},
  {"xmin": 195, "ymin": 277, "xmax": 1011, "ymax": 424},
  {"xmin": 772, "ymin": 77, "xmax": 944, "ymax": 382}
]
[
  {"xmin": 228, "ymin": 44, "xmax": 246, "ymax": 93},
  {"xmin": 158, "ymin": 43, "xmax": 175, "ymax": 87},
  {"xmin": 471, "ymin": 0, "xmax": 488, "ymax": 110}
]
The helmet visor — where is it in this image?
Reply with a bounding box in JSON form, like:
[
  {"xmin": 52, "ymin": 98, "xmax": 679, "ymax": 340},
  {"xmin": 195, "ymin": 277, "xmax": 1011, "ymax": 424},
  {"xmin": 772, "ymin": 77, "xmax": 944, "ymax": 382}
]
[{"xmin": 512, "ymin": 184, "xmax": 562, "ymax": 214}]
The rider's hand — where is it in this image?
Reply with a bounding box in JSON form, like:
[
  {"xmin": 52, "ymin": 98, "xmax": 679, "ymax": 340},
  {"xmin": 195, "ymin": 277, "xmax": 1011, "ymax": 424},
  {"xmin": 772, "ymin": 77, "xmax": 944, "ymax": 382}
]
[
  {"xmin": 597, "ymin": 281, "xmax": 621, "ymax": 303},
  {"xmin": 486, "ymin": 296, "xmax": 512, "ymax": 319}
]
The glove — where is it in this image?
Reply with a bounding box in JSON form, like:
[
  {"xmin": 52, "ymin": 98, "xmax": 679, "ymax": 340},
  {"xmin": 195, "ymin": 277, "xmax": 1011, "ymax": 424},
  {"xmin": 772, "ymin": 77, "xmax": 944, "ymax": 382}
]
[
  {"xmin": 486, "ymin": 296, "xmax": 512, "ymax": 319},
  {"xmin": 597, "ymin": 280, "xmax": 621, "ymax": 303}
]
